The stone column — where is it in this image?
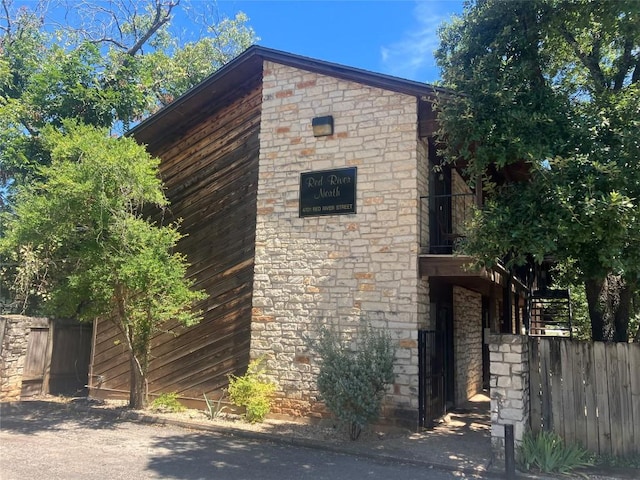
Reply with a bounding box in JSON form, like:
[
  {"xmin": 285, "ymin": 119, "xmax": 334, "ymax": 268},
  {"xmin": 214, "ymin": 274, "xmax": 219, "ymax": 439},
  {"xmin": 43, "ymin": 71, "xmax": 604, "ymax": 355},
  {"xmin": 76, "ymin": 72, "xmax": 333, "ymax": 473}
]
[
  {"xmin": 0, "ymin": 316, "xmax": 30, "ymax": 401},
  {"xmin": 489, "ymin": 334, "xmax": 529, "ymax": 459}
]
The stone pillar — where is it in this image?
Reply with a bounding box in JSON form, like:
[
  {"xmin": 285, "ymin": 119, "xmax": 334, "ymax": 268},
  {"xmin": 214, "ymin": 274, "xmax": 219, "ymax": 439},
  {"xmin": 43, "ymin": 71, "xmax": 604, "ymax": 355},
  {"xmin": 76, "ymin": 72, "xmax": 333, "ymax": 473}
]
[
  {"xmin": 0, "ymin": 316, "xmax": 30, "ymax": 401},
  {"xmin": 489, "ymin": 334, "xmax": 529, "ymax": 459}
]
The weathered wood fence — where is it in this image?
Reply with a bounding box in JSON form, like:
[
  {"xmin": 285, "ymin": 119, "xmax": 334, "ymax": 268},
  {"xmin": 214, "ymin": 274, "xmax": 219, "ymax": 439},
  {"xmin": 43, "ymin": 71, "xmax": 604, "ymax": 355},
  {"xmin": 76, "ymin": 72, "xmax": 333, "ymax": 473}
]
[{"xmin": 529, "ymin": 337, "xmax": 640, "ymax": 456}]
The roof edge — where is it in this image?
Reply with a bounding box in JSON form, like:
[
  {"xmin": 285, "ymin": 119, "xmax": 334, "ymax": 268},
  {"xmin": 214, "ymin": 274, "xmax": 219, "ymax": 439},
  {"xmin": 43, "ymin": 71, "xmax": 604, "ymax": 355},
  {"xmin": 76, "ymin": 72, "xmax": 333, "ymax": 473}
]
[{"xmin": 130, "ymin": 45, "xmax": 454, "ymax": 138}]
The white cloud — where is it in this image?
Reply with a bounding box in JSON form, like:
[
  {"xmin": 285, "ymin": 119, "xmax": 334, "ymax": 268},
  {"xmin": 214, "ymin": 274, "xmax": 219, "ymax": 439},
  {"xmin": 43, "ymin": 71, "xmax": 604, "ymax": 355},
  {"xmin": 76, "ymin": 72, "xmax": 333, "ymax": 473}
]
[{"xmin": 380, "ymin": 1, "xmax": 456, "ymax": 82}]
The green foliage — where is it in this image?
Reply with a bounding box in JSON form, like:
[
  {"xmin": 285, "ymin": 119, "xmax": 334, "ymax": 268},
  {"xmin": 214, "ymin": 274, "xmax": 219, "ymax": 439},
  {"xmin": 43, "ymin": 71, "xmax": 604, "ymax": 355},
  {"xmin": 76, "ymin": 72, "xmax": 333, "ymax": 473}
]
[
  {"xmin": 517, "ymin": 430, "xmax": 593, "ymax": 474},
  {"xmin": 0, "ymin": 122, "xmax": 207, "ymax": 408},
  {"xmin": 435, "ymin": 0, "xmax": 640, "ymax": 341},
  {"xmin": 0, "ymin": 0, "xmax": 257, "ymax": 207},
  {"xmin": 150, "ymin": 392, "xmax": 185, "ymax": 413},
  {"xmin": 227, "ymin": 358, "xmax": 276, "ymax": 423},
  {"xmin": 203, "ymin": 392, "xmax": 228, "ymax": 420},
  {"xmin": 308, "ymin": 323, "xmax": 395, "ymax": 440}
]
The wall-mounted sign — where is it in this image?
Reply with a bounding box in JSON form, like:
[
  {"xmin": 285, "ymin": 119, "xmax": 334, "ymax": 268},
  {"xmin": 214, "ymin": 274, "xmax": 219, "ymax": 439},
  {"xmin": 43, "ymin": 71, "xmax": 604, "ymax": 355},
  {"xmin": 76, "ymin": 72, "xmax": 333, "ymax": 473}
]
[{"xmin": 299, "ymin": 167, "xmax": 357, "ymax": 217}]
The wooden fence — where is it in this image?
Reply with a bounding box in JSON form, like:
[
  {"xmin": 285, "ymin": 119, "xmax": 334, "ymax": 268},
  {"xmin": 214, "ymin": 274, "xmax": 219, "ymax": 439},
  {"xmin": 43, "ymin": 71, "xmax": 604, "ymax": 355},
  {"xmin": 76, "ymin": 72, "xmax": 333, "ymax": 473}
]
[{"xmin": 529, "ymin": 337, "xmax": 640, "ymax": 456}]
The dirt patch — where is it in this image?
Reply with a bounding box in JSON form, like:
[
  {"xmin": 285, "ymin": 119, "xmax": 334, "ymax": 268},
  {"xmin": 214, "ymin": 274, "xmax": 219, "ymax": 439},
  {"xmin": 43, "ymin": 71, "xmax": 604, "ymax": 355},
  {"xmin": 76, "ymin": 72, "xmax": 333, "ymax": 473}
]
[{"xmin": 37, "ymin": 394, "xmax": 405, "ymax": 446}]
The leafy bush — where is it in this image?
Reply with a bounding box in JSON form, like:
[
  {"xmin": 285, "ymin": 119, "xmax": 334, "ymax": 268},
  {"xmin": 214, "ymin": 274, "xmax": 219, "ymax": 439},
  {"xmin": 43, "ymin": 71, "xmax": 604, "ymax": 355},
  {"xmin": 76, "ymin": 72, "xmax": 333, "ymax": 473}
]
[
  {"xmin": 517, "ymin": 430, "xmax": 593, "ymax": 474},
  {"xmin": 308, "ymin": 323, "xmax": 395, "ymax": 440},
  {"xmin": 227, "ymin": 358, "xmax": 276, "ymax": 423},
  {"xmin": 150, "ymin": 392, "xmax": 185, "ymax": 413}
]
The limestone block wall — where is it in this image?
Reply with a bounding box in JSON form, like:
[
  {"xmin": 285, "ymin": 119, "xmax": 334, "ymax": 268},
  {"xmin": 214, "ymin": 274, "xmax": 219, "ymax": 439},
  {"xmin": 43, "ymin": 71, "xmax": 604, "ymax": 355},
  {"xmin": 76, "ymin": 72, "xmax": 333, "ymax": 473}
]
[
  {"xmin": 453, "ymin": 286, "xmax": 483, "ymax": 404},
  {"xmin": 489, "ymin": 334, "xmax": 530, "ymax": 458},
  {"xmin": 251, "ymin": 61, "xmax": 426, "ymax": 426},
  {"xmin": 0, "ymin": 315, "xmax": 45, "ymax": 401}
]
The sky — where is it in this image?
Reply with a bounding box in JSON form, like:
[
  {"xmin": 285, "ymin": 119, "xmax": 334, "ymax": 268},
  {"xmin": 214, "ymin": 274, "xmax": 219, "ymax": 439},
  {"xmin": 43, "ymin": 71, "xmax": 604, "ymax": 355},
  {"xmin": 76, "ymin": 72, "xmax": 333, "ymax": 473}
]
[
  {"xmin": 209, "ymin": 0, "xmax": 465, "ymax": 84},
  {"xmin": 13, "ymin": 0, "xmax": 465, "ymax": 84}
]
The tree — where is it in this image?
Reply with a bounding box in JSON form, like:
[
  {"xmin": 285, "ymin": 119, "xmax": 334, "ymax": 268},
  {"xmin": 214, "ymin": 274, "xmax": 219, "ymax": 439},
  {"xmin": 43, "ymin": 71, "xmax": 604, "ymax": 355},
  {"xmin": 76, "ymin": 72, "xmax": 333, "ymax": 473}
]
[
  {"xmin": 0, "ymin": 0, "xmax": 254, "ymax": 405},
  {"xmin": 0, "ymin": 0, "xmax": 257, "ymax": 207},
  {"xmin": 0, "ymin": 122, "xmax": 206, "ymax": 408},
  {"xmin": 435, "ymin": 0, "xmax": 640, "ymax": 341}
]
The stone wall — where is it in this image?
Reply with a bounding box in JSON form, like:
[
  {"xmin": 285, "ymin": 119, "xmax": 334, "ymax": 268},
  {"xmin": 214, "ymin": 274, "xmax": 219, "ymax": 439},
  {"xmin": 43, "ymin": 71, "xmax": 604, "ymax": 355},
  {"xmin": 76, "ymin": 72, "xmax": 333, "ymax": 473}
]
[
  {"xmin": 251, "ymin": 61, "xmax": 426, "ymax": 427},
  {"xmin": 0, "ymin": 315, "xmax": 47, "ymax": 401},
  {"xmin": 489, "ymin": 334, "xmax": 530, "ymax": 458},
  {"xmin": 453, "ymin": 286, "xmax": 483, "ymax": 404}
]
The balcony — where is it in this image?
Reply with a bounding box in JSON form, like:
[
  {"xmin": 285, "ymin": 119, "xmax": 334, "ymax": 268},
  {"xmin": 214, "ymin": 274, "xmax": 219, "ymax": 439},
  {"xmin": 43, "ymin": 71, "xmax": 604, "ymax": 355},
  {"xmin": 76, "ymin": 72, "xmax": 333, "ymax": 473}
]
[
  {"xmin": 420, "ymin": 193, "xmax": 475, "ymax": 255},
  {"xmin": 418, "ymin": 193, "xmax": 516, "ymax": 294}
]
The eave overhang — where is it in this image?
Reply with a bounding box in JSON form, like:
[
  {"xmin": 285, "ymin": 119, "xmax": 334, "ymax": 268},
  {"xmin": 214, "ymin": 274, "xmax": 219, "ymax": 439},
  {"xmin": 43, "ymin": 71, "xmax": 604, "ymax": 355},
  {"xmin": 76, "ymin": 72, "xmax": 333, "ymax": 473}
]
[{"xmin": 419, "ymin": 254, "xmax": 528, "ymax": 297}]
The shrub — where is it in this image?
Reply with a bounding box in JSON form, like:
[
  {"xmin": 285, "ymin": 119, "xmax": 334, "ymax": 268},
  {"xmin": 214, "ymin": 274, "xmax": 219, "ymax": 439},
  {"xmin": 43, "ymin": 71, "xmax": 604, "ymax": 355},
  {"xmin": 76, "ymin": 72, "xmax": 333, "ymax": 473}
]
[
  {"xmin": 517, "ymin": 430, "xmax": 593, "ymax": 474},
  {"xmin": 227, "ymin": 358, "xmax": 276, "ymax": 423},
  {"xmin": 308, "ymin": 323, "xmax": 395, "ymax": 440},
  {"xmin": 150, "ymin": 392, "xmax": 185, "ymax": 413}
]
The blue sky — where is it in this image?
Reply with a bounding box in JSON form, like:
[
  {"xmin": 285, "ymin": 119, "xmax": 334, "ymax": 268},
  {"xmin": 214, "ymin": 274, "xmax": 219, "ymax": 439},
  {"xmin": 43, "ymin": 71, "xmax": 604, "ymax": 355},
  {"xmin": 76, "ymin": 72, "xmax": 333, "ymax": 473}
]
[
  {"xmin": 213, "ymin": 0, "xmax": 465, "ymax": 84},
  {"xmin": 15, "ymin": 0, "xmax": 464, "ymax": 84}
]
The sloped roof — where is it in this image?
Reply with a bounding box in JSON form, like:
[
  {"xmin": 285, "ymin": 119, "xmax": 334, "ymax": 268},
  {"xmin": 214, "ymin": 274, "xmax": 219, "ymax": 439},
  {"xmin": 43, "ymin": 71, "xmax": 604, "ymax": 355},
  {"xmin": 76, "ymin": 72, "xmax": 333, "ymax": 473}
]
[{"xmin": 131, "ymin": 45, "xmax": 451, "ymax": 147}]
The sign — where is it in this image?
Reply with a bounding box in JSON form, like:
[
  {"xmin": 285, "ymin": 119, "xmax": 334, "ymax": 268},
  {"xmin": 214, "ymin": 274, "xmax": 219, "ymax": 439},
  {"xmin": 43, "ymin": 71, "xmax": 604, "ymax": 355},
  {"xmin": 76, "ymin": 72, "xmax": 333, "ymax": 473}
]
[{"xmin": 299, "ymin": 167, "xmax": 357, "ymax": 217}]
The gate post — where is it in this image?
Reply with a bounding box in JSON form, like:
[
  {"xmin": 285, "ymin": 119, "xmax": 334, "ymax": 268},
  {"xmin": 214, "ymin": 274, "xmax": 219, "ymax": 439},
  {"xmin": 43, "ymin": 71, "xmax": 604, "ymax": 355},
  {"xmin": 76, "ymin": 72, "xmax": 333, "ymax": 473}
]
[{"xmin": 489, "ymin": 334, "xmax": 530, "ymax": 463}]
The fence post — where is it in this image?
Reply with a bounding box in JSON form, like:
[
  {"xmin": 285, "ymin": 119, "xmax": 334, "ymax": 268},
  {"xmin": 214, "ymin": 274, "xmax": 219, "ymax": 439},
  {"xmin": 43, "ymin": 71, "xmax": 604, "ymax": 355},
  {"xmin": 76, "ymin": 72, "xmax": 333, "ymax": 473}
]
[{"xmin": 505, "ymin": 424, "xmax": 516, "ymax": 479}]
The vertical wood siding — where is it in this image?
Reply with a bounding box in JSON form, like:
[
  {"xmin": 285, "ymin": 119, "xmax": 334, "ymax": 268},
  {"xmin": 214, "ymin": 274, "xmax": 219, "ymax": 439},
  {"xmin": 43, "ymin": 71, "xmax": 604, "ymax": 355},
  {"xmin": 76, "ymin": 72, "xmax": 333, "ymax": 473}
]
[{"xmin": 89, "ymin": 81, "xmax": 262, "ymax": 403}]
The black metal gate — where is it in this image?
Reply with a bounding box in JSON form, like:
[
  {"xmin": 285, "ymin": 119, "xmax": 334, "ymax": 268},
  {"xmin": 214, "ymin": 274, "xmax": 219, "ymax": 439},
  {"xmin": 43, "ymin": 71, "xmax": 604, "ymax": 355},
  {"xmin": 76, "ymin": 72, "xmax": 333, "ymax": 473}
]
[{"xmin": 418, "ymin": 329, "xmax": 446, "ymax": 428}]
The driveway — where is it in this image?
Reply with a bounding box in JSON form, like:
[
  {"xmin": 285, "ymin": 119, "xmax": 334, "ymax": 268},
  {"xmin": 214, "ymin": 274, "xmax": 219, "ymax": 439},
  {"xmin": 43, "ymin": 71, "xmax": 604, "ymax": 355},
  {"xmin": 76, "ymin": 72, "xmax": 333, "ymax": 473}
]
[{"xmin": 0, "ymin": 401, "xmax": 481, "ymax": 480}]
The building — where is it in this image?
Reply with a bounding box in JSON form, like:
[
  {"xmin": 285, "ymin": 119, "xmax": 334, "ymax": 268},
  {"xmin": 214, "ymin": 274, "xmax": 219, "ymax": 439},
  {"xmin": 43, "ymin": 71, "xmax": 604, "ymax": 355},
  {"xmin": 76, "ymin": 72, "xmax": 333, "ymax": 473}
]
[{"xmin": 88, "ymin": 46, "xmax": 531, "ymax": 429}]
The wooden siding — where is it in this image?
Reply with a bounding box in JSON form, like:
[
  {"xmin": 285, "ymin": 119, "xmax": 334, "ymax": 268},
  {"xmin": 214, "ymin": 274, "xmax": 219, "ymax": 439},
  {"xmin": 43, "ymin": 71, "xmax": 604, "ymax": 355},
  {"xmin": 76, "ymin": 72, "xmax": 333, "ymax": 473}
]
[{"xmin": 89, "ymin": 80, "xmax": 262, "ymax": 403}]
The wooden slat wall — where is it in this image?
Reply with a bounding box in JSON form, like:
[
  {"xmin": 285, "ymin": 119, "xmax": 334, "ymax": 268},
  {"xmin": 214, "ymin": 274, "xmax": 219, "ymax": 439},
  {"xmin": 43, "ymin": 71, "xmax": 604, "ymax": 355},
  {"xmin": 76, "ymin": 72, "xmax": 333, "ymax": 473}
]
[
  {"xmin": 529, "ymin": 337, "xmax": 640, "ymax": 456},
  {"xmin": 89, "ymin": 79, "xmax": 262, "ymax": 403}
]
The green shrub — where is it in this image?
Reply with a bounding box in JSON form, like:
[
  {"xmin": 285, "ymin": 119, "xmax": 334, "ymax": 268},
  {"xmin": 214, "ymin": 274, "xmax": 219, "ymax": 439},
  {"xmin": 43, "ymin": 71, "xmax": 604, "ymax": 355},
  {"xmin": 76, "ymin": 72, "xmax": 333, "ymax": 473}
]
[
  {"xmin": 517, "ymin": 430, "xmax": 593, "ymax": 474},
  {"xmin": 308, "ymin": 323, "xmax": 395, "ymax": 440},
  {"xmin": 227, "ymin": 358, "xmax": 276, "ymax": 423},
  {"xmin": 150, "ymin": 392, "xmax": 185, "ymax": 413}
]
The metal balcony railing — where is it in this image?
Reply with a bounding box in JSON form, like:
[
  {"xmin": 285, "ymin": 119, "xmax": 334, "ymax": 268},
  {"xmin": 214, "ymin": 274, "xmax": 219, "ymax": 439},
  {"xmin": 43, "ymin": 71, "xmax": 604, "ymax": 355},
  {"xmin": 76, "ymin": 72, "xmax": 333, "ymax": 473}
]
[{"xmin": 420, "ymin": 193, "xmax": 475, "ymax": 254}]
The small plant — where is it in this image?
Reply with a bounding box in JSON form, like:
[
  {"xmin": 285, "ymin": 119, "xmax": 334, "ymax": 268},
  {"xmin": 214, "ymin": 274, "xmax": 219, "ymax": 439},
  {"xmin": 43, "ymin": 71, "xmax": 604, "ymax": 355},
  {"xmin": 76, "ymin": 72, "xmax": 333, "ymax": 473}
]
[
  {"xmin": 307, "ymin": 322, "xmax": 395, "ymax": 440},
  {"xmin": 203, "ymin": 391, "xmax": 228, "ymax": 420},
  {"xmin": 150, "ymin": 392, "xmax": 185, "ymax": 413},
  {"xmin": 517, "ymin": 430, "xmax": 593, "ymax": 474},
  {"xmin": 227, "ymin": 358, "xmax": 276, "ymax": 423}
]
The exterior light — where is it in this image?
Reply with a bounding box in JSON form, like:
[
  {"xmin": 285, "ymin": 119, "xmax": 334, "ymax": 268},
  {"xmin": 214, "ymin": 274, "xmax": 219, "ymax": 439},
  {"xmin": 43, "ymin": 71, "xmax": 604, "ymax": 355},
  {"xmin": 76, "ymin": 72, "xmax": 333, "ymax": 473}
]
[{"xmin": 312, "ymin": 115, "xmax": 334, "ymax": 137}]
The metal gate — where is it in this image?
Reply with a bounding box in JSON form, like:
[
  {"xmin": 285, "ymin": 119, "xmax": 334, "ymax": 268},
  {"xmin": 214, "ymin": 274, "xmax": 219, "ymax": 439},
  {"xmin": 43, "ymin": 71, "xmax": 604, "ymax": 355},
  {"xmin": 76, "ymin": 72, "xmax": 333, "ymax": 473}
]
[{"xmin": 418, "ymin": 329, "xmax": 446, "ymax": 428}]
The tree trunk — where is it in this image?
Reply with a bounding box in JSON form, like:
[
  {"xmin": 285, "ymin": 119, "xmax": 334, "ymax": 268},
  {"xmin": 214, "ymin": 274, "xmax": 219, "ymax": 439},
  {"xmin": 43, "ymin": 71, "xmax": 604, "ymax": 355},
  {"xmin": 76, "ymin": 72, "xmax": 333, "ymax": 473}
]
[
  {"xmin": 613, "ymin": 283, "xmax": 631, "ymax": 342},
  {"xmin": 585, "ymin": 277, "xmax": 606, "ymax": 341},
  {"xmin": 584, "ymin": 274, "xmax": 631, "ymax": 342},
  {"xmin": 129, "ymin": 353, "xmax": 146, "ymax": 409}
]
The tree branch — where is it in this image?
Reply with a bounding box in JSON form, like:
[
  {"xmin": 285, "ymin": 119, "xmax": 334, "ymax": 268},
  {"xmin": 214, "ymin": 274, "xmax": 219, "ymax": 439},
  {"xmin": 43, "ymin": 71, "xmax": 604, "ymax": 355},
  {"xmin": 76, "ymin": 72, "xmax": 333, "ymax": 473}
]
[
  {"xmin": 126, "ymin": 0, "xmax": 179, "ymax": 56},
  {"xmin": 613, "ymin": 38, "xmax": 635, "ymax": 91},
  {"xmin": 558, "ymin": 24, "xmax": 607, "ymax": 92},
  {"xmin": 1, "ymin": 0, "xmax": 11, "ymax": 38}
]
